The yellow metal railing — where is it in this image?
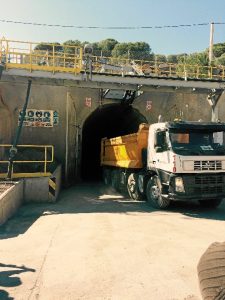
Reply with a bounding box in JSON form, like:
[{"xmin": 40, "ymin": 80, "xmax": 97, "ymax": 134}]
[
  {"xmin": 91, "ymin": 55, "xmax": 225, "ymax": 80},
  {"xmin": 0, "ymin": 38, "xmax": 225, "ymax": 80},
  {"xmin": 0, "ymin": 38, "xmax": 83, "ymax": 74},
  {"xmin": 0, "ymin": 144, "xmax": 54, "ymax": 178}
]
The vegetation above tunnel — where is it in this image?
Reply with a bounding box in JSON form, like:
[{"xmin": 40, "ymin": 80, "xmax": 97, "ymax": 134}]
[{"xmin": 34, "ymin": 38, "xmax": 225, "ymax": 66}]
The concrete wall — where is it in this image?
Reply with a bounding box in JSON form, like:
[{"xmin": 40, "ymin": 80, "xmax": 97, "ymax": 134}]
[
  {"xmin": 0, "ymin": 75, "xmax": 224, "ymax": 182},
  {"xmin": 0, "ymin": 181, "xmax": 23, "ymax": 225},
  {"xmin": 0, "ymin": 79, "xmax": 100, "ymax": 181},
  {"xmin": 24, "ymin": 165, "xmax": 62, "ymax": 203},
  {"xmin": 133, "ymin": 91, "xmax": 214, "ymax": 124},
  {"xmin": 0, "ymin": 165, "xmax": 61, "ymax": 225}
]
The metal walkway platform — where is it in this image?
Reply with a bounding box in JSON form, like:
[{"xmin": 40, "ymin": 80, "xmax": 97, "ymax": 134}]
[{"xmin": 2, "ymin": 68, "xmax": 225, "ymax": 95}]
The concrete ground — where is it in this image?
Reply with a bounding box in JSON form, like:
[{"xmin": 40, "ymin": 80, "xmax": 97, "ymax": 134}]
[{"xmin": 0, "ymin": 183, "xmax": 225, "ymax": 300}]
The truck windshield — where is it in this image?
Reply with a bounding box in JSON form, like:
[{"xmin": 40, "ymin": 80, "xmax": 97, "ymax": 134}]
[{"xmin": 169, "ymin": 130, "xmax": 225, "ymax": 156}]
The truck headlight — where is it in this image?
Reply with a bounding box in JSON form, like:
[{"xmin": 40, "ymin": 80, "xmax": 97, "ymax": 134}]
[{"xmin": 175, "ymin": 177, "xmax": 185, "ymax": 193}]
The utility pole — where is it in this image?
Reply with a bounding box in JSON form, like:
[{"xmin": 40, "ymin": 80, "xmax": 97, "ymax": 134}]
[{"xmin": 209, "ymin": 22, "xmax": 214, "ymax": 64}]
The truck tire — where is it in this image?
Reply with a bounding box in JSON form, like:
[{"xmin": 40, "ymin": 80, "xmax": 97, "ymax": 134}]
[
  {"xmin": 111, "ymin": 170, "xmax": 120, "ymax": 190},
  {"xmin": 146, "ymin": 175, "xmax": 170, "ymax": 209},
  {"xmin": 102, "ymin": 168, "xmax": 111, "ymax": 185},
  {"xmin": 197, "ymin": 241, "xmax": 225, "ymax": 300},
  {"xmin": 127, "ymin": 173, "xmax": 143, "ymax": 201},
  {"xmin": 119, "ymin": 171, "xmax": 129, "ymax": 196},
  {"xmin": 199, "ymin": 199, "xmax": 222, "ymax": 208}
]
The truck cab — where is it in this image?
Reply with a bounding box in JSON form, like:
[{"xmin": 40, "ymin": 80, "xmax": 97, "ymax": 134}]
[{"xmin": 146, "ymin": 121, "xmax": 225, "ymax": 208}]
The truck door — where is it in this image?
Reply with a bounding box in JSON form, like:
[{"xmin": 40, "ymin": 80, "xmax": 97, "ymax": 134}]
[{"xmin": 148, "ymin": 129, "xmax": 171, "ymax": 172}]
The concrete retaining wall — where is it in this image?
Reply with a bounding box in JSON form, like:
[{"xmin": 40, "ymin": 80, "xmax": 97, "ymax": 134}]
[
  {"xmin": 0, "ymin": 181, "xmax": 23, "ymax": 225},
  {"xmin": 24, "ymin": 165, "xmax": 62, "ymax": 203},
  {"xmin": 0, "ymin": 165, "xmax": 62, "ymax": 225}
]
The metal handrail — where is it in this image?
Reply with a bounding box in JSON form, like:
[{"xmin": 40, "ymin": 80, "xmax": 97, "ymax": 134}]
[
  {"xmin": 91, "ymin": 56, "xmax": 225, "ymax": 80},
  {"xmin": 0, "ymin": 38, "xmax": 225, "ymax": 80},
  {"xmin": 0, "ymin": 38, "xmax": 83, "ymax": 74},
  {"xmin": 0, "ymin": 144, "xmax": 54, "ymax": 178}
]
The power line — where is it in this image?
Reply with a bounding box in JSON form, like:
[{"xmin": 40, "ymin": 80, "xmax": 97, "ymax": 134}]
[{"xmin": 0, "ymin": 19, "xmax": 225, "ymax": 30}]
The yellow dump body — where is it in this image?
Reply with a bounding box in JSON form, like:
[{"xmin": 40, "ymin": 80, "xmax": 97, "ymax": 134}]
[{"xmin": 101, "ymin": 123, "xmax": 149, "ymax": 169}]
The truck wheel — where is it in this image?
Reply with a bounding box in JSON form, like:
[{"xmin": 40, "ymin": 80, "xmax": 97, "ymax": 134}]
[
  {"xmin": 199, "ymin": 199, "xmax": 222, "ymax": 208},
  {"xmin": 111, "ymin": 170, "xmax": 120, "ymax": 190},
  {"xmin": 127, "ymin": 173, "xmax": 143, "ymax": 201},
  {"xmin": 119, "ymin": 171, "xmax": 129, "ymax": 196},
  {"xmin": 197, "ymin": 241, "xmax": 225, "ymax": 300},
  {"xmin": 103, "ymin": 168, "xmax": 111, "ymax": 185},
  {"xmin": 146, "ymin": 175, "xmax": 170, "ymax": 209}
]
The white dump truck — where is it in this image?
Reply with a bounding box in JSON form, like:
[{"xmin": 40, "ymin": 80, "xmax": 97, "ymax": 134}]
[{"xmin": 101, "ymin": 121, "xmax": 225, "ymax": 209}]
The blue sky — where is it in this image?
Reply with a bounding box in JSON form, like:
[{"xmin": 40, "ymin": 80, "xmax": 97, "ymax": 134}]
[{"xmin": 1, "ymin": 0, "xmax": 225, "ymax": 55}]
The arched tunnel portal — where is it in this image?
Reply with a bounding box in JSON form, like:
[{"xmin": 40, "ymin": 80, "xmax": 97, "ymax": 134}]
[{"xmin": 81, "ymin": 104, "xmax": 147, "ymax": 181}]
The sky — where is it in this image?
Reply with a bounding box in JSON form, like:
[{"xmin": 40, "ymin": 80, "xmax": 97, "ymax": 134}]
[{"xmin": 0, "ymin": 0, "xmax": 225, "ymax": 55}]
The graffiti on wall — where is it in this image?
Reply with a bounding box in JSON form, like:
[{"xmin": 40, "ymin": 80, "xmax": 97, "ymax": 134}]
[{"xmin": 18, "ymin": 109, "xmax": 59, "ymax": 127}]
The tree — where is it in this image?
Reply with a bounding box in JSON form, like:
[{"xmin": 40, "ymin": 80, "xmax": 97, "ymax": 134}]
[
  {"xmin": 63, "ymin": 40, "xmax": 85, "ymax": 54},
  {"xmin": 111, "ymin": 43, "xmax": 128, "ymax": 58},
  {"xmin": 63, "ymin": 40, "xmax": 82, "ymax": 47},
  {"xmin": 64, "ymin": 40, "xmax": 81, "ymax": 46},
  {"xmin": 215, "ymin": 53, "xmax": 225, "ymax": 65},
  {"xmin": 112, "ymin": 42, "xmax": 152, "ymax": 60},
  {"xmin": 182, "ymin": 52, "xmax": 209, "ymax": 66},
  {"xmin": 206, "ymin": 42, "xmax": 225, "ymax": 58},
  {"xmin": 129, "ymin": 42, "xmax": 152, "ymax": 60},
  {"xmin": 167, "ymin": 54, "xmax": 178, "ymax": 63},
  {"xmin": 177, "ymin": 52, "xmax": 209, "ymax": 78},
  {"xmin": 92, "ymin": 42, "xmax": 104, "ymax": 56},
  {"xmin": 155, "ymin": 54, "xmax": 167, "ymax": 63},
  {"xmin": 99, "ymin": 38, "xmax": 118, "ymax": 50},
  {"xmin": 98, "ymin": 39, "xmax": 118, "ymax": 56},
  {"xmin": 34, "ymin": 42, "xmax": 62, "ymax": 52},
  {"xmin": 176, "ymin": 53, "xmax": 188, "ymax": 63}
]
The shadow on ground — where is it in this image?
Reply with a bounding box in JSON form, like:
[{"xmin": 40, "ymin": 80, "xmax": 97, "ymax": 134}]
[
  {"xmin": 0, "ymin": 182, "xmax": 225, "ymax": 240},
  {"xmin": 0, "ymin": 263, "xmax": 35, "ymax": 300}
]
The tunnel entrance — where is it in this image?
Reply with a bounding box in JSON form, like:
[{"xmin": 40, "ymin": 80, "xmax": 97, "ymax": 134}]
[{"xmin": 81, "ymin": 104, "xmax": 147, "ymax": 181}]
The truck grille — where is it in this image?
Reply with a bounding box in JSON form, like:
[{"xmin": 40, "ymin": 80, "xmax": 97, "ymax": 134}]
[
  {"xmin": 195, "ymin": 175, "xmax": 223, "ymax": 185},
  {"xmin": 184, "ymin": 174, "xmax": 225, "ymax": 195},
  {"xmin": 194, "ymin": 160, "xmax": 222, "ymax": 171},
  {"xmin": 194, "ymin": 186, "xmax": 223, "ymax": 194}
]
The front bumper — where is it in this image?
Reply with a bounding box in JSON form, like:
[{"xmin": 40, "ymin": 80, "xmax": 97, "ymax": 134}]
[{"xmin": 168, "ymin": 173, "xmax": 225, "ymax": 201}]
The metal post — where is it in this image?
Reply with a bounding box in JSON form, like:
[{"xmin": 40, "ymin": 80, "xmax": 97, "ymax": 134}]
[{"xmin": 89, "ymin": 56, "xmax": 92, "ymax": 80}]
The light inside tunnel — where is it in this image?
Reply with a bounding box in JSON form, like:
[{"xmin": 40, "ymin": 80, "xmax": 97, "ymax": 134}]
[{"xmin": 81, "ymin": 104, "xmax": 147, "ymax": 180}]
